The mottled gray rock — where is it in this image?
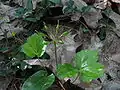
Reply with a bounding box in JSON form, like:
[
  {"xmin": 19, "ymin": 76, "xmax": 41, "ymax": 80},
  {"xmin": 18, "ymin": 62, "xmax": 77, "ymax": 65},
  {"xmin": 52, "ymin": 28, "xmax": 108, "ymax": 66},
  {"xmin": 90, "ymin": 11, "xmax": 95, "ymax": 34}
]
[{"xmin": 102, "ymin": 81, "xmax": 120, "ymax": 90}]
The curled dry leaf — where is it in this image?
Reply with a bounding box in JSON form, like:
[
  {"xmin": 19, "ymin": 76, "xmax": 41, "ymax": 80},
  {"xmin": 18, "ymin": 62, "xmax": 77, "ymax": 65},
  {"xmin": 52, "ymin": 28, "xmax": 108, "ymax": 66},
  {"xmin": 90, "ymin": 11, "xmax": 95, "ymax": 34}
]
[
  {"xmin": 83, "ymin": 8, "xmax": 102, "ymax": 29},
  {"xmin": 74, "ymin": 0, "xmax": 87, "ymax": 11},
  {"xmin": 111, "ymin": 0, "xmax": 120, "ymax": 3},
  {"xmin": 32, "ymin": 0, "xmax": 42, "ymax": 9},
  {"xmin": 71, "ymin": 12, "xmax": 81, "ymax": 21},
  {"xmin": 94, "ymin": 0, "xmax": 111, "ymax": 9},
  {"xmin": 88, "ymin": 35, "xmax": 103, "ymax": 52},
  {"xmin": 109, "ymin": 10, "xmax": 120, "ymax": 37}
]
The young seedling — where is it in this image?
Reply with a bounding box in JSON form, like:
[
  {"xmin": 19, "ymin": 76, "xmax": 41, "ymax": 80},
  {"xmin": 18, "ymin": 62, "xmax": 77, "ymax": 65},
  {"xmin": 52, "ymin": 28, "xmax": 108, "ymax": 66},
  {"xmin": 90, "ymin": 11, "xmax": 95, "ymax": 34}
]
[
  {"xmin": 57, "ymin": 50, "xmax": 104, "ymax": 83},
  {"xmin": 21, "ymin": 23, "xmax": 69, "ymax": 90},
  {"xmin": 21, "ymin": 33, "xmax": 55, "ymax": 90},
  {"xmin": 21, "ymin": 24, "xmax": 104, "ymax": 90},
  {"xmin": 43, "ymin": 21, "xmax": 69, "ymax": 66}
]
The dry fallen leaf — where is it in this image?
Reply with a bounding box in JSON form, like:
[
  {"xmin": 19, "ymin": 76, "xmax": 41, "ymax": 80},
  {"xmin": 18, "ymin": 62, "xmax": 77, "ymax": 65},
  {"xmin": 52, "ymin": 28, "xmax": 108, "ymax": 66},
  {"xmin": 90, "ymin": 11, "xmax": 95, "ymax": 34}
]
[
  {"xmin": 94, "ymin": 0, "xmax": 111, "ymax": 9},
  {"xmin": 112, "ymin": 0, "xmax": 120, "ymax": 3},
  {"xmin": 83, "ymin": 8, "xmax": 102, "ymax": 28}
]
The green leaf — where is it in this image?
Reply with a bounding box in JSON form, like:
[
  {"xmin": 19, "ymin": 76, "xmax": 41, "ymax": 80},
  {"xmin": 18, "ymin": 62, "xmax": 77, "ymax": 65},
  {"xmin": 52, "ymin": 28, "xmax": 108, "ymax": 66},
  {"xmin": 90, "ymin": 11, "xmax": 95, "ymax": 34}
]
[
  {"xmin": 22, "ymin": 70, "xmax": 55, "ymax": 90},
  {"xmin": 26, "ymin": 0, "xmax": 33, "ymax": 11},
  {"xmin": 15, "ymin": 8, "xmax": 27, "ymax": 18},
  {"xmin": 74, "ymin": 50, "xmax": 104, "ymax": 82},
  {"xmin": 49, "ymin": 0, "xmax": 61, "ymax": 4},
  {"xmin": 75, "ymin": 50, "xmax": 98, "ymax": 69},
  {"xmin": 60, "ymin": 31, "xmax": 69, "ymax": 37},
  {"xmin": 20, "ymin": 61, "xmax": 28, "ymax": 70},
  {"xmin": 22, "ymin": 33, "xmax": 48, "ymax": 58},
  {"xmin": 103, "ymin": 7, "xmax": 113, "ymax": 16},
  {"xmin": 24, "ymin": 17, "xmax": 37, "ymax": 22},
  {"xmin": 80, "ymin": 24, "xmax": 89, "ymax": 33},
  {"xmin": 80, "ymin": 62, "xmax": 104, "ymax": 82},
  {"xmin": 98, "ymin": 27, "xmax": 106, "ymax": 41},
  {"xmin": 57, "ymin": 63, "xmax": 78, "ymax": 79},
  {"xmin": 83, "ymin": 28, "xmax": 89, "ymax": 33},
  {"xmin": 99, "ymin": 13, "xmax": 116, "ymax": 28},
  {"xmin": 81, "ymin": 6, "xmax": 92, "ymax": 13},
  {"xmin": 74, "ymin": 0, "xmax": 87, "ymax": 12},
  {"xmin": 62, "ymin": 0, "xmax": 76, "ymax": 13}
]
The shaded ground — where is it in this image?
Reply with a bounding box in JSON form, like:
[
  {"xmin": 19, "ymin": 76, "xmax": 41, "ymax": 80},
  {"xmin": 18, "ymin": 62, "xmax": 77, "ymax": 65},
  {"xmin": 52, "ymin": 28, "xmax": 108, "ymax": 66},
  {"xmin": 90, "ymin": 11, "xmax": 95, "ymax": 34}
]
[{"xmin": 1, "ymin": 0, "xmax": 120, "ymax": 90}]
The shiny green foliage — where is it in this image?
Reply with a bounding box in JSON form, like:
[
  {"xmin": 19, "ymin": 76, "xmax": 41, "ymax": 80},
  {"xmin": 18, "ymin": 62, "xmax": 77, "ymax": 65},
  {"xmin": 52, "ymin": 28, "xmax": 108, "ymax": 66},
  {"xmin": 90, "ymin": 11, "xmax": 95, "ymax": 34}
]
[
  {"xmin": 57, "ymin": 50, "xmax": 104, "ymax": 82},
  {"xmin": 22, "ymin": 33, "xmax": 48, "ymax": 58},
  {"xmin": 57, "ymin": 63, "xmax": 78, "ymax": 79},
  {"xmin": 22, "ymin": 70, "xmax": 55, "ymax": 90},
  {"xmin": 75, "ymin": 50, "xmax": 104, "ymax": 82}
]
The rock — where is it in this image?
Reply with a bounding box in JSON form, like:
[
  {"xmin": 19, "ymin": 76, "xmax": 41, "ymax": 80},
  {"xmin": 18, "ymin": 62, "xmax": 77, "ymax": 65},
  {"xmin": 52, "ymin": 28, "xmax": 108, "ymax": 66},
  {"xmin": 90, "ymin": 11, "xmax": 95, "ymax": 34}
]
[
  {"xmin": 112, "ymin": 53, "xmax": 120, "ymax": 63},
  {"xmin": 102, "ymin": 81, "xmax": 120, "ymax": 90}
]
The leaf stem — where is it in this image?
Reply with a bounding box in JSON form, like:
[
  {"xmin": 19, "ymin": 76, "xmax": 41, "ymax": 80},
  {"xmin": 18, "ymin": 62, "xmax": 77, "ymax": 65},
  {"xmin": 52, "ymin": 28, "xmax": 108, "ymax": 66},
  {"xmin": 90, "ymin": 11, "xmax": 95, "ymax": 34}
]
[{"xmin": 72, "ymin": 72, "xmax": 80, "ymax": 84}]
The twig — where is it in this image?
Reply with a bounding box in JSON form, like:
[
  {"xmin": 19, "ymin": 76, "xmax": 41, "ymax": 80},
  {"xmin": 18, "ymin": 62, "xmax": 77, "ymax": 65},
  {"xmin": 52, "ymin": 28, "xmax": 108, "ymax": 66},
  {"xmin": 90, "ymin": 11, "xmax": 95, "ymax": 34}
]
[
  {"xmin": 58, "ymin": 81, "xmax": 66, "ymax": 90},
  {"xmin": 14, "ymin": 84, "xmax": 17, "ymax": 90},
  {"xmin": 38, "ymin": 57, "xmax": 45, "ymax": 67}
]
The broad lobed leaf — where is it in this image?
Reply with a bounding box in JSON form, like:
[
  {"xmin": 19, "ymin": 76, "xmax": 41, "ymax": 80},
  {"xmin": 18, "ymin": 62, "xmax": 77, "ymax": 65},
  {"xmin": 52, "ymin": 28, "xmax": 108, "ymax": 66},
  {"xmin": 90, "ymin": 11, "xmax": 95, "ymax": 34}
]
[
  {"xmin": 22, "ymin": 70, "xmax": 55, "ymax": 90},
  {"xmin": 57, "ymin": 63, "xmax": 78, "ymax": 79},
  {"xmin": 74, "ymin": 50, "xmax": 104, "ymax": 82},
  {"xmin": 22, "ymin": 33, "xmax": 48, "ymax": 58},
  {"xmin": 75, "ymin": 50, "xmax": 98, "ymax": 69}
]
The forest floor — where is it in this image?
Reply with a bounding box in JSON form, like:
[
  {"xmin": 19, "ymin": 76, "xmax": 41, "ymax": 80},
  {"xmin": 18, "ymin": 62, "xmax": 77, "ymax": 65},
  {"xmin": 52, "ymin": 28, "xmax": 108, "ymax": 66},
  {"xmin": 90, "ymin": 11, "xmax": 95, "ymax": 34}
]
[{"xmin": 1, "ymin": 0, "xmax": 120, "ymax": 90}]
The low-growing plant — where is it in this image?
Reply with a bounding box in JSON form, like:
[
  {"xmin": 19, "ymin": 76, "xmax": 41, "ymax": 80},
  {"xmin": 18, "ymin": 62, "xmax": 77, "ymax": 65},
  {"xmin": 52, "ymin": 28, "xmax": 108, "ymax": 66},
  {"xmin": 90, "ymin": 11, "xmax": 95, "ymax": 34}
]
[
  {"xmin": 57, "ymin": 50, "xmax": 104, "ymax": 82},
  {"xmin": 43, "ymin": 22, "xmax": 70, "ymax": 65},
  {"xmin": 15, "ymin": 0, "xmax": 61, "ymax": 22},
  {"xmin": 21, "ymin": 23, "xmax": 104, "ymax": 90}
]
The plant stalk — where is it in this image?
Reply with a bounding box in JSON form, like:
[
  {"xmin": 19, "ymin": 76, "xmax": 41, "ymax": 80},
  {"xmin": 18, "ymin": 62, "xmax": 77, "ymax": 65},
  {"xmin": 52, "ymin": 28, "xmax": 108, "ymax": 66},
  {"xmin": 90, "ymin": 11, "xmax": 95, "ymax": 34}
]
[{"xmin": 54, "ymin": 41, "xmax": 58, "ymax": 67}]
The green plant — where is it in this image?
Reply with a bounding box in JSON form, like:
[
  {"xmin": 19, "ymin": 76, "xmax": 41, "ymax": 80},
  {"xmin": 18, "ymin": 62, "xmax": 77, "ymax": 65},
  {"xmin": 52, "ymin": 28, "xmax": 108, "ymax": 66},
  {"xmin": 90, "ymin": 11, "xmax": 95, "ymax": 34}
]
[
  {"xmin": 15, "ymin": 0, "xmax": 61, "ymax": 22},
  {"xmin": 22, "ymin": 70, "xmax": 55, "ymax": 90},
  {"xmin": 21, "ymin": 24, "xmax": 104, "ymax": 90},
  {"xmin": 15, "ymin": 0, "xmax": 35, "ymax": 21},
  {"xmin": 62, "ymin": 0, "xmax": 92, "ymax": 14},
  {"xmin": 57, "ymin": 50, "xmax": 104, "ymax": 82},
  {"xmin": 21, "ymin": 33, "xmax": 55, "ymax": 90},
  {"xmin": 43, "ymin": 22, "xmax": 69, "ymax": 65},
  {"xmin": 21, "ymin": 23, "xmax": 70, "ymax": 90},
  {"xmin": 22, "ymin": 33, "xmax": 48, "ymax": 58}
]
